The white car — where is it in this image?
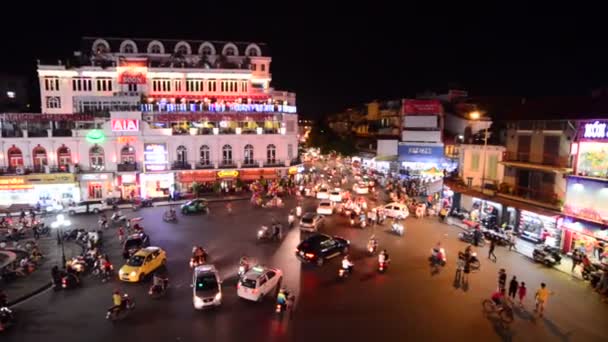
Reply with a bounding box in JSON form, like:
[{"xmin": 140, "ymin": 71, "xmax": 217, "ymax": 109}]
[
  {"xmin": 66, "ymin": 200, "xmax": 111, "ymax": 215},
  {"xmin": 300, "ymin": 213, "xmax": 325, "ymax": 232},
  {"xmin": 352, "ymin": 183, "xmax": 369, "ymax": 195},
  {"xmin": 329, "ymin": 189, "xmax": 343, "ymax": 203},
  {"xmin": 316, "ymin": 188, "xmax": 330, "ymax": 200},
  {"xmin": 237, "ymin": 266, "xmax": 283, "ymax": 302},
  {"xmin": 192, "ymin": 265, "xmax": 222, "ymax": 309},
  {"xmin": 316, "ymin": 200, "xmax": 334, "ymax": 216},
  {"xmin": 381, "ymin": 202, "xmax": 410, "ymax": 220}
]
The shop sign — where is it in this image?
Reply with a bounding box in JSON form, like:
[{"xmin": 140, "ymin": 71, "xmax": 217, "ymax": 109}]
[
  {"xmin": 403, "ymin": 99, "xmax": 443, "ymax": 115},
  {"xmin": 179, "ymin": 171, "xmax": 216, "ymax": 183},
  {"xmin": 117, "ymin": 136, "xmax": 137, "ymax": 144},
  {"xmin": 288, "ymin": 167, "xmax": 299, "ymax": 175},
  {"xmin": 582, "ymin": 121, "xmax": 608, "ymax": 139},
  {"xmin": 117, "ymin": 59, "xmax": 148, "ymax": 84},
  {"xmin": 80, "ymin": 174, "xmax": 110, "ymax": 181},
  {"xmin": 121, "ymin": 174, "xmax": 137, "ymax": 184},
  {"xmin": 398, "ymin": 144, "xmax": 445, "ymax": 163},
  {"xmin": 564, "ymin": 177, "xmax": 608, "ymax": 224},
  {"xmin": 143, "ymin": 143, "xmax": 168, "ymax": 172},
  {"xmin": 86, "ymin": 130, "xmax": 105, "ymax": 144},
  {"xmin": 111, "ymin": 119, "xmax": 139, "ymax": 132},
  {"xmin": 0, "ymin": 174, "xmax": 75, "ymax": 185},
  {"xmin": 217, "ymin": 170, "xmax": 239, "ymax": 178},
  {"xmin": 0, "ymin": 184, "xmax": 33, "ymax": 190},
  {"xmin": 560, "ymin": 217, "xmax": 608, "ymax": 240}
]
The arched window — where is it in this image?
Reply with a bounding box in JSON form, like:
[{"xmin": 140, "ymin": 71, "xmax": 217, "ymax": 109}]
[
  {"xmin": 222, "ymin": 144, "xmax": 233, "ymax": 165},
  {"xmin": 176, "ymin": 145, "xmax": 187, "ymax": 164},
  {"xmin": 89, "ymin": 145, "xmax": 105, "ymax": 171},
  {"xmin": 245, "ymin": 44, "xmax": 261, "ymax": 57},
  {"xmin": 201, "ymin": 46, "xmax": 212, "ymax": 56},
  {"xmin": 123, "ymin": 43, "xmax": 135, "ymax": 53},
  {"xmin": 148, "ymin": 41, "xmax": 164, "ymax": 54},
  {"xmin": 244, "ymin": 144, "xmax": 254, "ymax": 165},
  {"xmin": 57, "ymin": 145, "xmax": 71, "ymax": 169},
  {"xmin": 151, "ymin": 44, "xmax": 162, "ymax": 54},
  {"xmin": 266, "ymin": 144, "xmax": 276, "ymax": 164},
  {"xmin": 248, "ymin": 49, "xmax": 258, "ymax": 57},
  {"xmin": 176, "ymin": 45, "xmax": 188, "ymax": 55},
  {"xmin": 32, "ymin": 145, "xmax": 48, "ymax": 170},
  {"xmin": 7, "ymin": 146, "xmax": 23, "ymax": 168},
  {"xmin": 199, "ymin": 145, "xmax": 210, "ymax": 165},
  {"xmin": 92, "ymin": 39, "xmax": 109, "ymax": 54},
  {"xmin": 225, "ymin": 47, "xmax": 236, "ymax": 56},
  {"xmin": 120, "ymin": 145, "xmax": 136, "ymax": 163}
]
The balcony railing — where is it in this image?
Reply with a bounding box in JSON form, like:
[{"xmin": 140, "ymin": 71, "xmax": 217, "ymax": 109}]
[
  {"xmin": 242, "ymin": 160, "xmax": 258, "ymax": 168},
  {"xmin": 195, "ymin": 161, "xmax": 214, "ymax": 169},
  {"xmin": 171, "ymin": 161, "xmax": 192, "ymax": 170},
  {"xmin": 501, "ymin": 185, "xmax": 559, "ymax": 206},
  {"xmin": 219, "ymin": 160, "xmax": 237, "ymax": 168},
  {"xmin": 264, "ymin": 159, "xmax": 283, "ymax": 167},
  {"xmin": 117, "ymin": 162, "xmax": 138, "ymax": 172},
  {"xmin": 503, "ymin": 151, "xmax": 570, "ymax": 168},
  {"xmin": 0, "ymin": 164, "xmax": 72, "ymax": 175}
]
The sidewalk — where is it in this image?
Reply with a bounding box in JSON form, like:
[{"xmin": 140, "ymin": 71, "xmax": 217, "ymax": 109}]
[
  {"xmin": 1, "ymin": 236, "xmax": 83, "ymax": 306},
  {"xmin": 445, "ymin": 217, "xmax": 583, "ymax": 279}
]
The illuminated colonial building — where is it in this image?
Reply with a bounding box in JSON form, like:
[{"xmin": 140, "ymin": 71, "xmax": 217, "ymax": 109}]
[{"xmin": 0, "ymin": 37, "xmax": 299, "ymax": 205}]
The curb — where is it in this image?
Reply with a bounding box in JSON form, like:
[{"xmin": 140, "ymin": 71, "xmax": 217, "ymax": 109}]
[{"xmin": 7, "ymin": 282, "xmax": 52, "ymax": 307}]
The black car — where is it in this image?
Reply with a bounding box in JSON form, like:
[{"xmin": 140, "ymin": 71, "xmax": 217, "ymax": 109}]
[
  {"xmin": 122, "ymin": 233, "xmax": 151, "ymax": 259},
  {"xmin": 295, "ymin": 234, "xmax": 349, "ymax": 266}
]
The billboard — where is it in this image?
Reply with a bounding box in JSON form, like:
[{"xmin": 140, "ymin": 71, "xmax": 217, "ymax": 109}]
[
  {"xmin": 563, "ymin": 176, "xmax": 608, "ymax": 224},
  {"xmin": 403, "ymin": 99, "xmax": 443, "ymax": 115},
  {"xmin": 398, "ymin": 143, "xmax": 445, "ymax": 163},
  {"xmin": 111, "ymin": 119, "xmax": 139, "ymax": 132},
  {"xmin": 117, "ymin": 58, "xmax": 148, "ymax": 84},
  {"xmin": 143, "ymin": 143, "xmax": 168, "ymax": 172}
]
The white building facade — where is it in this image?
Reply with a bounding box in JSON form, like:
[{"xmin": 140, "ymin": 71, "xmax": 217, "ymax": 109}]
[
  {"xmin": 0, "ymin": 37, "xmax": 299, "ymax": 205},
  {"xmin": 458, "ymin": 144, "xmax": 506, "ymax": 188}
]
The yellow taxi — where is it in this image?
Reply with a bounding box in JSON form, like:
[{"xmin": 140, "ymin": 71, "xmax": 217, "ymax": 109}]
[{"xmin": 119, "ymin": 246, "xmax": 166, "ymax": 283}]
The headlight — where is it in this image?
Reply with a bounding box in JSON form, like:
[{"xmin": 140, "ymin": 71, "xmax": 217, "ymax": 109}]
[
  {"xmin": 214, "ymin": 292, "xmax": 222, "ymax": 301},
  {"xmin": 194, "ymin": 296, "xmax": 204, "ymax": 306},
  {"xmin": 130, "ymin": 271, "xmax": 137, "ymax": 277},
  {"xmin": 119, "ymin": 270, "xmax": 124, "ymax": 276}
]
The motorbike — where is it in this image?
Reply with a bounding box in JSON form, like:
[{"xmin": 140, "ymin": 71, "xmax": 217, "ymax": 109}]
[
  {"xmin": 288, "ymin": 214, "xmax": 295, "ymax": 228},
  {"xmin": 429, "ymin": 248, "xmax": 447, "ymax": 267},
  {"xmin": 111, "ymin": 211, "xmax": 127, "ymax": 224},
  {"xmin": 582, "ymin": 263, "xmax": 601, "ymax": 281},
  {"xmin": 367, "ymin": 240, "xmax": 378, "ymax": 255},
  {"xmin": 378, "ymin": 258, "xmax": 389, "ymax": 273},
  {"xmin": 162, "ymin": 210, "xmax": 178, "ymax": 223},
  {"xmin": 391, "ymin": 222, "xmax": 404, "ymax": 236},
  {"xmin": 61, "ymin": 272, "xmax": 81, "ymax": 289},
  {"xmin": 532, "ymin": 245, "xmax": 562, "ymax": 267},
  {"xmin": 106, "ymin": 294, "xmax": 135, "ymax": 321},
  {"xmin": 349, "ymin": 218, "xmax": 355, "ymax": 227},
  {"xmin": 295, "ymin": 206, "xmax": 302, "ymax": 218},
  {"xmin": 275, "ymin": 290, "xmax": 295, "ymax": 315},
  {"xmin": 190, "ymin": 255, "xmax": 206, "ymax": 268},
  {"xmin": 257, "ymin": 225, "xmax": 282, "ymax": 241},
  {"xmin": 0, "ymin": 307, "xmax": 15, "ymax": 332},
  {"xmin": 468, "ymin": 252, "xmax": 481, "ymax": 271},
  {"xmin": 148, "ymin": 283, "xmax": 168, "ymax": 299},
  {"xmin": 458, "ymin": 230, "xmax": 486, "ymax": 247},
  {"xmin": 360, "ymin": 218, "xmax": 367, "ymax": 229},
  {"xmin": 338, "ymin": 265, "xmax": 353, "ymax": 279}
]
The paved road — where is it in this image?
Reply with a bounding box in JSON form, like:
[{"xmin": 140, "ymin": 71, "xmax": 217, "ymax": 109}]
[{"xmin": 4, "ymin": 185, "xmax": 608, "ymax": 341}]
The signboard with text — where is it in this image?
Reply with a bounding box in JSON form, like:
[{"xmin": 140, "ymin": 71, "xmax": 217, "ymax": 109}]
[
  {"xmin": 398, "ymin": 144, "xmax": 445, "ymax": 163},
  {"xmin": 111, "ymin": 119, "xmax": 139, "ymax": 132},
  {"xmin": 143, "ymin": 143, "xmax": 168, "ymax": 172},
  {"xmin": 580, "ymin": 120, "xmax": 608, "ymax": 141},
  {"xmin": 403, "ymin": 99, "xmax": 443, "ymax": 115},
  {"xmin": 117, "ymin": 58, "xmax": 148, "ymax": 84}
]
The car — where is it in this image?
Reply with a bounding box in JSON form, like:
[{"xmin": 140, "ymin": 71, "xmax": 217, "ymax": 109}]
[
  {"xmin": 66, "ymin": 200, "xmax": 111, "ymax": 215},
  {"xmin": 299, "ymin": 213, "xmax": 324, "ymax": 232},
  {"xmin": 119, "ymin": 246, "xmax": 166, "ymax": 282},
  {"xmin": 380, "ymin": 202, "xmax": 410, "ymax": 220},
  {"xmin": 181, "ymin": 199, "xmax": 210, "ymax": 215},
  {"xmin": 295, "ymin": 234, "xmax": 350, "ymax": 266},
  {"xmin": 316, "ymin": 188, "xmax": 329, "ymax": 200},
  {"xmin": 122, "ymin": 232, "xmax": 151, "ymax": 259},
  {"xmin": 192, "ymin": 265, "xmax": 222, "ymax": 309},
  {"xmin": 329, "ymin": 189, "xmax": 343, "ymax": 203},
  {"xmin": 316, "ymin": 200, "xmax": 334, "ymax": 216},
  {"xmin": 237, "ymin": 265, "xmax": 283, "ymax": 302},
  {"xmin": 352, "ymin": 182, "xmax": 369, "ymax": 195}
]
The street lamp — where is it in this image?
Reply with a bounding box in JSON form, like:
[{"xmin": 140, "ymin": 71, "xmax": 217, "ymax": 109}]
[
  {"xmin": 51, "ymin": 214, "xmax": 71, "ymax": 268},
  {"xmin": 470, "ymin": 111, "xmax": 488, "ymax": 190}
]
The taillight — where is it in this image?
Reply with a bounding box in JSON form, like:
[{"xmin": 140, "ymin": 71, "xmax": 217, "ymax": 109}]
[
  {"xmin": 252, "ymin": 289, "xmax": 258, "ymax": 294},
  {"xmin": 305, "ymin": 253, "xmax": 314, "ymax": 258}
]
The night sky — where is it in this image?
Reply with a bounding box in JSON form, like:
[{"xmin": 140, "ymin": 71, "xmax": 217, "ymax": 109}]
[{"xmin": 0, "ymin": 6, "xmax": 603, "ymax": 118}]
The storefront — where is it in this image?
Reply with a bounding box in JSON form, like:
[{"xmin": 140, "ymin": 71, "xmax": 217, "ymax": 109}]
[
  {"xmin": 176, "ymin": 170, "xmax": 216, "ymax": 193},
  {"xmin": 79, "ymin": 173, "xmax": 114, "ymax": 200},
  {"xmin": 117, "ymin": 174, "xmax": 139, "ymax": 199},
  {"xmin": 560, "ymin": 217, "xmax": 608, "ymax": 260},
  {"xmin": 217, "ymin": 170, "xmax": 239, "ymax": 191},
  {"xmin": 0, "ymin": 174, "xmax": 79, "ymax": 206},
  {"xmin": 140, "ymin": 173, "xmax": 174, "ymax": 198},
  {"xmin": 239, "ymin": 169, "xmax": 278, "ymax": 182}
]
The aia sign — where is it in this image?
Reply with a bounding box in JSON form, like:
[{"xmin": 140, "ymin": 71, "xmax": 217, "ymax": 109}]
[{"xmin": 111, "ymin": 119, "xmax": 139, "ymax": 132}]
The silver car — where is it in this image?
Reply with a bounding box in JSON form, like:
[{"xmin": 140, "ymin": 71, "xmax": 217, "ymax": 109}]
[
  {"xmin": 300, "ymin": 213, "xmax": 324, "ymax": 232},
  {"xmin": 192, "ymin": 265, "xmax": 222, "ymax": 309}
]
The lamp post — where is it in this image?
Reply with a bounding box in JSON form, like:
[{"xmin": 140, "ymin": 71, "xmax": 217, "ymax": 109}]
[
  {"xmin": 51, "ymin": 214, "xmax": 71, "ymax": 269},
  {"xmin": 469, "ymin": 111, "xmax": 488, "ymax": 190}
]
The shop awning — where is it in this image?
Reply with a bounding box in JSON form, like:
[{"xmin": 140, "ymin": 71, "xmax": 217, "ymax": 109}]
[
  {"xmin": 178, "ymin": 171, "xmax": 216, "ymax": 183},
  {"xmin": 500, "ymin": 161, "xmax": 573, "ymax": 174},
  {"xmin": 374, "ymin": 155, "xmax": 398, "ymax": 162}
]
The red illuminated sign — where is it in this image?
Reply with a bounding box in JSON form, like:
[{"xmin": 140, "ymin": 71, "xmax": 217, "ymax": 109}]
[
  {"xmin": 403, "ymin": 100, "xmax": 443, "ymax": 115},
  {"xmin": 117, "ymin": 59, "xmax": 148, "ymax": 84},
  {"xmin": 117, "ymin": 136, "xmax": 137, "ymax": 144},
  {"xmin": 111, "ymin": 119, "xmax": 139, "ymax": 132}
]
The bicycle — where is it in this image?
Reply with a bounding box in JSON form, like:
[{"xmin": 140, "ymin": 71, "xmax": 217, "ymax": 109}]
[{"xmin": 482, "ymin": 298, "xmax": 514, "ymax": 324}]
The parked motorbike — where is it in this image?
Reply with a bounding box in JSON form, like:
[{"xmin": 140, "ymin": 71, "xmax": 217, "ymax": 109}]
[
  {"xmin": 106, "ymin": 294, "xmax": 135, "ymax": 321},
  {"xmin": 532, "ymin": 245, "xmax": 562, "ymax": 267},
  {"xmin": 582, "ymin": 263, "xmax": 601, "ymax": 281},
  {"xmin": 458, "ymin": 230, "xmax": 486, "ymax": 247}
]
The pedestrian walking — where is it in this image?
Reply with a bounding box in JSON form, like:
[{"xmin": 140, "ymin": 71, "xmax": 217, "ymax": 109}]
[
  {"xmin": 118, "ymin": 226, "xmax": 125, "ymax": 242},
  {"xmin": 498, "ymin": 269, "xmax": 507, "ymax": 291},
  {"xmin": 518, "ymin": 282, "xmax": 527, "ymax": 306},
  {"xmin": 534, "ymin": 282, "xmax": 553, "ymax": 317},
  {"xmin": 508, "ymin": 276, "xmax": 518, "ymax": 299},
  {"xmin": 508, "ymin": 232, "xmax": 517, "ymax": 251},
  {"xmin": 462, "ymin": 255, "xmax": 471, "ymax": 284},
  {"xmin": 571, "ymin": 250, "xmax": 580, "ymax": 273},
  {"xmin": 33, "ymin": 225, "xmax": 40, "ymax": 240},
  {"xmin": 488, "ymin": 239, "xmax": 497, "ymax": 262}
]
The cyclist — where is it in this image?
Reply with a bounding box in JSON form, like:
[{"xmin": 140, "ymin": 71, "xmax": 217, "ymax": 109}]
[{"xmin": 491, "ymin": 288, "xmax": 507, "ymax": 311}]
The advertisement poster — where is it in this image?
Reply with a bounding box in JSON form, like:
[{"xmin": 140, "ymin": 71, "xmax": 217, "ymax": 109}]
[
  {"xmin": 563, "ymin": 176, "xmax": 608, "ymax": 224},
  {"xmin": 576, "ymin": 142, "xmax": 608, "ymax": 178},
  {"xmin": 143, "ymin": 143, "xmax": 168, "ymax": 172},
  {"xmin": 117, "ymin": 58, "xmax": 148, "ymax": 84},
  {"xmin": 402, "ymin": 99, "xmax": 443, "ymax": 115}
]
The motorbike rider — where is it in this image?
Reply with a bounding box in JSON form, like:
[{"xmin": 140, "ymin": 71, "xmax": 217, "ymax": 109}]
[
  {"xmin": 192, "ymin": 246, "xmax": 205, "ymax": 263},
  {"xmin": 341, "ymin": 255, "xmax": 354, "ymax": 274},
  {"xmin": 491, "ymin": 288, "xmax": 507, "ymax": 311},
  {"xmin": 349, "ymin": 210, "xmax": 356, "ymax": 225},
  {"xmin": 288, "ymin": 210, "xmax": 295, "ymax": 227},
  {"xmin": 473, "ymin": 229, "xmax": 483, "ymax": 246},
  {"xmin": 111, "ymin": 289, "xmax": 123, "ymax": 313},
  {"xmin": 276, "ymin": 288, "xmax": 288, "ymax": 310},
  {"xmin": 272, "ymin": 223, "xmax": 282, "ymax": 240},
  {"xmin": 296, "ymin": 205, "xmax": 302, "ymax": 217},
  {"xmin": 368, "ymin": 235, "xmax": 378, "ymax": 252},
  {"xmin": 378, "ymin": 249, "xmax": 390, "ymax": 264},
  {"xmin": 165, "ymin": 207, "xmax": 177, "ymax": 220},
  {"xmin": 152, "ymin": 272, "xmax": 169, "ymax": 292}
]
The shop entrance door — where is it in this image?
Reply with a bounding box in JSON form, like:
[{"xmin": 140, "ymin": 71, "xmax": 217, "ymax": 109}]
[{"xmin": 88, "ymin": 183, "xmax": 103, "ymax": 199}]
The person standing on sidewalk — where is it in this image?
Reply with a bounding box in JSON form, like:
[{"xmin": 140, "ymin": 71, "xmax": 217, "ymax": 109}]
[
  {"xmin": 534, "ymin": 282, "xmax": 553, "ymax": 317},
  {"xmin": 507, "ymin": 232, "xmax": 517, "ymax": 251},
  {"xmin": 571, "ymin": 250, "xmax": 581, "ymax": 273},
  {"xmin": 508, "ymin": 276, "xmax": 518, "ymax": 299},
  {"xmin": 488, "ymin": 238, "xmax": 497, "ymax": 262},
  {"xmin": 518, "ymin": 282, "xmax": 527, "ymax": 307},
  {"xmin": 498, "ymin": 269, "xmax": 507, "ymax": 291}
]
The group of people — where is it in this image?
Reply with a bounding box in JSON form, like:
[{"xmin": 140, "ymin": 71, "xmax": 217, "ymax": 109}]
[{"xmin": 490, "ymin": 268, "xmax": 552, "ymax": 317}]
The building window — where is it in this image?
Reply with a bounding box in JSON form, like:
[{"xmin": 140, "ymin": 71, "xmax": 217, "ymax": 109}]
[
  {"xmin": 128, "ymin": 83, "xmax": 137, "ymax": 92},
  {"xmin": 201, "ymin": 46, "xmax": 212, "ymax": 56},
  {"xmin": 248, "ymin": 49, "xmax": 258, "ymax": 57},
  {"xmin": 44, "ymin": 77, "xmax": 60, "ymax": 91},
  {"xmin": 486, "ymin": 155, "xmax": 498, "ymax": 180},
  {"xmin": 176, "ymin": 45, "xmax": 189, "ymax": 55},
  {"xmin": 7, "ymin": 146, "xmax": 23, "ymax": 168},
  {"xmin": 288, "ymin": 144, "xmax": 294, "ymax": 160},
  {"xmin": 222, "ymin": 145, "xmax": 233, "ymax": 164},
  {"xmin": 174, "ymin": 80, "xmax": 181, "ymax": 92},
  {"xmin": 150, "ymin": 44, "xmax": 162, "ymax": 54},
  {"xmin": 72, "ymin": 78, "xmax": 92, "ymax": 92},
  {"xmin": 120, "ymin": 145, "xmax": 136, "ymax": 163},
  {"xmin": 32, "ymin": 145, "xmax": 47, "ymax": 170},
  {"xmin": 46, "ymin": 96, "xmax": 61, "ymax": 109},
  {"xmin": 208, "ymin": 80, "xmax": 216, "ymax": 92},
  {"xmin": 90, "ymin": 145, "xmax": 105, "ymax": 171},
  {"xmin": 251, "ymin": 64, "xmax": 257, "ymax": 71},
  {"xmin": 225, "ymin": 47, "xmax": 235, "ymax": 56},
  {"xmin": 244, "ymin": 144, "xmax": 254, "ymax": 165},
  {"xmin": 199, "ymin": 145, "xmax": 210, "ymax": 165},
  {"xmin": 57, "ymin": 145, "xmax": 71, "ymax": 170},
  {"xmin": 470, "ymin": 152, "xmax": 480, "ymax": 171},
  {"xmin": 266, "ymin": 144, "xmax": 276, "ymax": 163},
  {"xmin": 96, "ymin": 78, "xmax": 112, "ymax": 92},
  {"xmin": 123, "ymin": 43, "xmax": 135, "ymax": 53},
  {"xmin": 261, "ymin": 64, "xmax": 266, "ymax": 72},
  {"xmin": 241, "ymin": 82, "xmax": 248, "ymax": 92},
  {"xmin": 176, "ymin": 145, "xmax": 187, "ymax": 164}
]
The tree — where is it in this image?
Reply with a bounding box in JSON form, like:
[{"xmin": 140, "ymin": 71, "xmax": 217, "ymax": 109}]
[{"xmin": 191, "ymin": 182, "xmax": 201, "ymax": 197}]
